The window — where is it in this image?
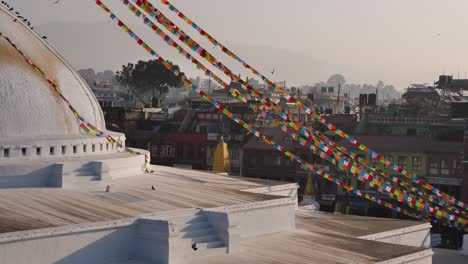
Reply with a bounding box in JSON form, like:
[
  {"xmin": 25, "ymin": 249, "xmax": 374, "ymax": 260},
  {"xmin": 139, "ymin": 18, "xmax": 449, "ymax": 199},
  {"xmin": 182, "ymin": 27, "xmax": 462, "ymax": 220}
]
[
  {"xmin": 100, "ymin": 144, "xmax": 103, "ymax": 151},
  {"xmin": 106, "ymin": 143, "xmax": 109, "ymax": 151},
  {"xmin": 49, "ymin": 147, "xmax": 55, "ymax": 156},
  {"xmin": 62, "ymin": 146, "xmax": 66, "ymax": 155},
  {"xmin": 73, "ymin": 146, "xmax": 78, "ymax": 154},
  {"xmin": 453, "ymin": 160, "xmax": 459, "ymax": 176},
  {"xmin": 151, "ymin": 145, "xmax": 159, "ymax": 157},
  {"xmin": 386, "ymin": 155, "xmax": 393, "ymax": 163},
  {"xmin": 185, "ymin": 144, "xmax": 193, "ymax": 159},
  {"xmin": 36, "ymin": 147, "xmax": 41, "ymax": 156},
  {"xmin": 429, "ymin": 160, "xmax": 439, "ymax": 175},
  {"xmin": 441, "ymin": 160, "xmax": 449, "ymax": 175},
  {"xmin": 83, "ymin": 145, "xmax": 87, "ymax": 153},
  {"xmin": 412, "ymin": 156, "xmax": 422, "ymax": 172},
  {"xmin": 3, "ymin": 148, "xmax": 10, "ymax": 158},
  {"xmin": 273, "ymin": 155, "xmax": 281, "ymax": 166},
  {"xmin": 397, "ymin": 156, "xmax": 407, "ymax": 169},
  {"xmin": 21, "ymin": 148, "xmax": 27, "ymax": 156},
  {"xmin": 92, "ymin": 144, "xmax": 96, "ymax": 152},
  {"xmin": 406, "ymin": 129, "xmax": 417, "ymax": 136}
]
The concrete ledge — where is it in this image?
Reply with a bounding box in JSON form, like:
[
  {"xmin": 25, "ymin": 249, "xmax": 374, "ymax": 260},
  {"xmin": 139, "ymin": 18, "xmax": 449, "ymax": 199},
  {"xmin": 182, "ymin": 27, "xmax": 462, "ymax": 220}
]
[
  {"xmin": 359, "ymin": 222, "xmax": 432, "ymax": 248},
  {"xmin": 377, "ymin": 249, "xmax": 433, "ymax": 264}
]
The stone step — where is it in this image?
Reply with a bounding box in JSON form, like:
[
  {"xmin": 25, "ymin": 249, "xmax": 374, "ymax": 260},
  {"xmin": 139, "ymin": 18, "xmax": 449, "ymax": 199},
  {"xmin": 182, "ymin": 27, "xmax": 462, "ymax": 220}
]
[
  {"xmin": 180, "ymin": 227, "xmax": 214, "ymax": 239},
  {"xmin": 156, "ymin": 208, "xmax": 202, "ymax": 220},
  {"xmin": 185, "ymin": 246, "xmax": 228, "ymax": 258},
  {"xmin": 175, "ymin": 220, "xmax": 210, "ymax": 233},
  {"xmin": 170, "ymin": 214, "xmax": 206, "ymax": 225},
  {"xmin": 191, "ymin": 240, "xmax": 224, "ymax": 251},
  {"xmin": 185, "ymin": 234, "xmax": 219, "ymax": 244}
]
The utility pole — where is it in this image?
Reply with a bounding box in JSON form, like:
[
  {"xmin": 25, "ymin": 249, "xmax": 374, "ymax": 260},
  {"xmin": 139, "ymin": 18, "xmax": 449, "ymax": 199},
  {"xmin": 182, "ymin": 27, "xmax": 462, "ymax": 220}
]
[
  {"xmin": 336, "ymin": 83, "xmax": 341, "ymax": 111},
  {"xmin": 208, "ymin": 77, "xmax": 212, "ymax": 95}
]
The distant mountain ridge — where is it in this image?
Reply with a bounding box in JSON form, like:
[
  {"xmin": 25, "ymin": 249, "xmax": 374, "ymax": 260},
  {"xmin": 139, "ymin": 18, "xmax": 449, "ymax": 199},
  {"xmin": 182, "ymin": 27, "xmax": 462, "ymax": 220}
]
[{"xmin": 36, "ymin": 21, "xmax": 340, "ymax": 86}]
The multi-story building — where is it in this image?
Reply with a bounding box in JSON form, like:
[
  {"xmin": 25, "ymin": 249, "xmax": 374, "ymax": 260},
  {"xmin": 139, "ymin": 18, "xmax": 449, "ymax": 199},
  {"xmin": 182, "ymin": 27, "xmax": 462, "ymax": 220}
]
[{"xmin": 322, "ymin": 135, "xmax": 466, "ymax": 218}]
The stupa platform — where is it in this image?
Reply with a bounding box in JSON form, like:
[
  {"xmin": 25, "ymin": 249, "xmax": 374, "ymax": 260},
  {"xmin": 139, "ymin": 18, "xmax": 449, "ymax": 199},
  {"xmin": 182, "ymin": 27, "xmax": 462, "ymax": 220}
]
[{"xmin": 0, "ymin": 166, "xmax": 434, "ymax": 264}]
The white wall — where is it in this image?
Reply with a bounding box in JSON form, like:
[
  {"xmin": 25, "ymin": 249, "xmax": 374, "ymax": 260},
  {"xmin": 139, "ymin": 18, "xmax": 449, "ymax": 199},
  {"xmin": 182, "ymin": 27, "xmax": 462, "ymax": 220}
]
[
  {"xmin": 0, "ymin": 226, "xmax": 136, "ymax": 264},
  {"xmin": 136, "ymin": 219, "xmax": 170, "ymax": 264},
  {"xmin": 207, "ymin": 198, "xmax": 296, "ymax": 240},
  {"xmin": 359, "ymin": 223, "xmax": 432, "ymax": 248},
  {"xmin": 0, "ymin": 163, "xmax": 62, "ymax": 188}
]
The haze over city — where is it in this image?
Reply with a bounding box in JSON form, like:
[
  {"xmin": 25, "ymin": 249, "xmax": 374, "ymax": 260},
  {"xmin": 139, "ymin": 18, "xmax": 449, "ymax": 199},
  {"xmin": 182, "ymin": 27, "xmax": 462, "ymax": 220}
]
[{"xmin": 11, "ymin": 0, "xmax": 468, "ymax": 90}]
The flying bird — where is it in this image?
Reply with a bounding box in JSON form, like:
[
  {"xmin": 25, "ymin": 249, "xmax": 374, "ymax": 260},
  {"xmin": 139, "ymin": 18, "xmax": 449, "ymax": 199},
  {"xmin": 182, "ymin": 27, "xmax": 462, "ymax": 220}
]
[
  {"xmin": 151, "ymin": 185, "xmax": 155, "ymax": 191},
  {"xmin": 53, "ymin": 0, "xmax": 60, "ymax": 4},
  {"xmin": 42, "ymin": 36, "xmax": 47, "ymax": 39},
  {"xmin": 271, "ymin": 68, "xmax": 275, "ymax": 75}
]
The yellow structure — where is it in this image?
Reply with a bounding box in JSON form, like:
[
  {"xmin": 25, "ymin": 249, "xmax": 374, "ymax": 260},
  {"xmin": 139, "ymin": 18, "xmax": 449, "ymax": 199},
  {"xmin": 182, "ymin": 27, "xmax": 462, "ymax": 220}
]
[
  {"xmin": 212, "ymin": 136, "xmax": 230, "ymax": 173},
  {"xmin": 304, "ymin": 174, "xmax": 315, "ymax": 196}
]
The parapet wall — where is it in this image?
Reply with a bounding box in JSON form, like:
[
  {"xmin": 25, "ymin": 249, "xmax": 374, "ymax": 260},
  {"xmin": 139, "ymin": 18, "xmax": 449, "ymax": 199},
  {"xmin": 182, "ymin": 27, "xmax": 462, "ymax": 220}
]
[
  {"xmin": 358, "ymin": 223, "xmax": 432, "ymax": 248},
  {"xmin": 0, "ymin": 149, "xmax": 148, "ymax": 189}
]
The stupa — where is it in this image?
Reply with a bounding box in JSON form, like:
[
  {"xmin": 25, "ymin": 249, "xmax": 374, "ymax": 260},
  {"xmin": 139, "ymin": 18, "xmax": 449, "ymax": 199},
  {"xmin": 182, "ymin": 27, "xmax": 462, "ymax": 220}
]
[{"xmin": 0, "ymin": 6, "xmax": 148, "ymax": 190}]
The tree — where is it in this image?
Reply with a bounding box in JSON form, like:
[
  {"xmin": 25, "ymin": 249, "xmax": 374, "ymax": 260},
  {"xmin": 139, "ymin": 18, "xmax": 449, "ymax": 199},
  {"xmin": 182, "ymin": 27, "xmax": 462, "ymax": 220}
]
[
  {"xmin": 327, "ymin": 74, "xmax": 346, "ymax": 88},
  {"xmin": 116, "ymin": 60, "xmax": 184, "ymax": 108}
]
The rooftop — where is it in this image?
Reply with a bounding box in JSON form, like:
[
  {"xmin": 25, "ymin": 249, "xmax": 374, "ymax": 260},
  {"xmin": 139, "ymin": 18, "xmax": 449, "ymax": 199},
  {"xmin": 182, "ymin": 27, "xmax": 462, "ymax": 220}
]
[
  {"xmin": 0, "ymin": 166, "xmax": 277, "ymax": 234},
  {"xmin": 188, "ymin": 210, "xmax": 428, "ymax": 264}
]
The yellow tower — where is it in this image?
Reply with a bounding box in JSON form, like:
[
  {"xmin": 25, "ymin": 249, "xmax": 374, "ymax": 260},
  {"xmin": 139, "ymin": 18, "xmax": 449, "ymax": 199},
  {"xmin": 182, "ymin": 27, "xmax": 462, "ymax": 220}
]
[
  {"xmin": 299, "ymin": 173, "xmax": 320, "ymax": 211},
  {"xmin": 212, "ymin": 136, "xmax": 230, "ymax": 173}
]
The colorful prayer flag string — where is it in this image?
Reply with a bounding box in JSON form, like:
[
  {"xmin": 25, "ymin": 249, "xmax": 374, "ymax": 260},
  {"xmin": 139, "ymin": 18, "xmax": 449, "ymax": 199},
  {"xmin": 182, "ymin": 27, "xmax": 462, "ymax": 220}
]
[
  {"xmin": 125, "ymin": 0, "xmax": 464, "ymax": 220},
  {"xmin": 156, "ymin": 0, "xmax": 468, "ymax": 212},
  {"xmin": 93, "ymin": 0, "xmax": 468, "ymax": 223}
]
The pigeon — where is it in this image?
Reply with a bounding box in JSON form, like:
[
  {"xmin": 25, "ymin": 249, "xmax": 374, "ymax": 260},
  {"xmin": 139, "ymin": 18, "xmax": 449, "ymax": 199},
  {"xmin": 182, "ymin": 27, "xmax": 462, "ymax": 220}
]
[
  {"xmin": 191, "ymin": 242, "xmax": 197, "ymax": 251},
  {"xmin": 151, "ymin": 185, "xmax": 155, "ymax": 191}
]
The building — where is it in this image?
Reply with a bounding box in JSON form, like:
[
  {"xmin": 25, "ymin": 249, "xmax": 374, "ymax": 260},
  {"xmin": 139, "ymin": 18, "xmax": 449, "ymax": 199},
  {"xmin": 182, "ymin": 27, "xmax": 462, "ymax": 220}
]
[
  {"xmin": 332, "ymin": 135, "xmax": 466, "ymax": 216},
  {"xmin": 0, "ymin": 5, "xmax": 455, "ymax": 263},
  {"xmin": 149, "ymin": 133, "xmax": 208, "ymax": 169}
]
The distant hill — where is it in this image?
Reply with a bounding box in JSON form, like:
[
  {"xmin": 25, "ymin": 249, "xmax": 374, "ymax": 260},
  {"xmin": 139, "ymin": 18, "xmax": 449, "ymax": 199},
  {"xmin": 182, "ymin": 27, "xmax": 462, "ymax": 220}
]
[{"xmin": 36, "ymin": 21, "xmax": 339, "ymax": 86}]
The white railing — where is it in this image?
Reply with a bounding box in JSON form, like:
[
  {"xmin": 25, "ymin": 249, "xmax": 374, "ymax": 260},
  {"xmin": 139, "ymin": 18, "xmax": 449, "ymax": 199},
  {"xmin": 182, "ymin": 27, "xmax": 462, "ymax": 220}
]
[{"xmin": 367, "ymin": 116, "xmax": 446, "ymax": 125}]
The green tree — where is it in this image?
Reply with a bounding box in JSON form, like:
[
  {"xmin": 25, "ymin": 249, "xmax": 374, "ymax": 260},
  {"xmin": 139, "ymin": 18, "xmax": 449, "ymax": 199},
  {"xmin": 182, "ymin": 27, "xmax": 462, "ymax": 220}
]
[{"xmin": 116, "ymin": 60, "xmax": 184, "ymax": 108}]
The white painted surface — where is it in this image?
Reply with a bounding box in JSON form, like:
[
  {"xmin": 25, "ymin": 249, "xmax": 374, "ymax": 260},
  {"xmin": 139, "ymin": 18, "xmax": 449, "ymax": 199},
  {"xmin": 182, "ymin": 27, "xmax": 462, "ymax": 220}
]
[
  {"xmin": 462, "ymin": 235, "xmax": 468, "ymax": 255},
  {"xmin": 359, "ymin": 223, "xmax": 432, "ymax": 248},
  {"xmin": 0, "ymin": 6, "xmax": 105, "ymax": 140},
  {"xmin": 376, "ymin": 250, "xmax": 433, "ymax": 264},
  {"xmin": 243, "ymin": 183, "xmax": 299, "ymax": 207},
  {"xmin": 0, "ymin": 150, "xmax": 148, "ymax": 189},
  {"xmin": 0, "ymin": 226, "xmax": 137, "ymax": 264},
  {"xmin": 210, "ymin": 198, "xmax": 297, "ymax": 239}
]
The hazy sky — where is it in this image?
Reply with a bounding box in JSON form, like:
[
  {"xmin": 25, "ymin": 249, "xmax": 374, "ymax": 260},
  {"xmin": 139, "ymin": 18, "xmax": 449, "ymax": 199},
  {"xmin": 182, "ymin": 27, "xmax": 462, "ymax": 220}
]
[{"xmin": 8, "ymin": 0, "xmax": 468, "ymax": 90}]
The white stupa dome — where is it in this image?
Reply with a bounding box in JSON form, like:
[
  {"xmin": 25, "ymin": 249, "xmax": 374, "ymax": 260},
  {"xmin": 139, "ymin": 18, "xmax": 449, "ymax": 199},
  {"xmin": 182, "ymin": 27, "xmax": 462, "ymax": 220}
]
[{"xmin": 0, "ymin": 6, "xmax": 125, "ymax": 160}]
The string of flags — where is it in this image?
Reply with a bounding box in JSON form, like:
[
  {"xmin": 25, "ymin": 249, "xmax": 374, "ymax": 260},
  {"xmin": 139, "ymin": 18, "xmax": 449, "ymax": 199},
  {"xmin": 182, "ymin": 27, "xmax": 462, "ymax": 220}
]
[
  {"xmin": 155, "ymin": 0, "xmax": 468, "ymax": 212},
  {"xmin": 134, "ymin": 0, "xmax": 465, "ymax": 218},
  {"xmin": 93, "ymin": 0, "xmax": 468, "ymax": 224},
  {"xmin": 0, "ymin": 32, "xmax": 153, "ymax": 174},
  {"xmin": 122, "ymin": 0, "xmax": 467, "ymax": 222}
]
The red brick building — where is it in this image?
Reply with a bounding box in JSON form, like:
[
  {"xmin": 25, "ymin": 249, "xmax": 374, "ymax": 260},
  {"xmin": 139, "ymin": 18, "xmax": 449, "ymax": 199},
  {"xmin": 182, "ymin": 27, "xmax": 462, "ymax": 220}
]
[{"xmin": 149, "ymin": 133, "xmax": 207, "ymax": 169}]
